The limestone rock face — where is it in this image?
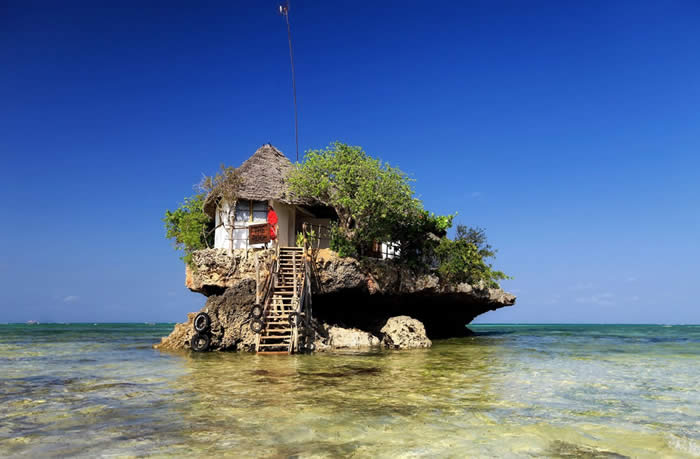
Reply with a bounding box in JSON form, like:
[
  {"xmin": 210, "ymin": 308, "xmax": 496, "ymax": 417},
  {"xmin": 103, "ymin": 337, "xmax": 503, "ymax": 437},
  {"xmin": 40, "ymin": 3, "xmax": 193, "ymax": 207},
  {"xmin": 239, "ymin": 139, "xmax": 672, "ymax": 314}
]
[
  {"xmin": 157, "ymin": 248, "xmax": 517, "ymax": 351},
  {"xmin": 185, "ymin": 248, "xmax": 516, "ymax": 310},
  {"xmin": 313, "ymin": 253, "xmax": 514, "ymax": 305},
  {"xmin": 325, "ymin": 326, "xmax": 380, "ymax": 349},
  {"xmin": 380, "ymin": 316, "xmax": 432, "ymax": 349},
  {"xmin": 155, "ymin": 279, "xmax": 258, "ymax": 352},
  {"xmin": 186, "ymin": 249, "xmax": 274, "ymax": 295}
]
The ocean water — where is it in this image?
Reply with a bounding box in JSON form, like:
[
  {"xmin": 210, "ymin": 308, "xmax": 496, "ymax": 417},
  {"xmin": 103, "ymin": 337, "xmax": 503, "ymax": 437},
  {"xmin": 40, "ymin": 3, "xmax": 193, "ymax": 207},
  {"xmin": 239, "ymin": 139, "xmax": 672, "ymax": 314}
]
[{"xmin": 0, "ymin": 324, "xmax": 698, "ymax": 458}]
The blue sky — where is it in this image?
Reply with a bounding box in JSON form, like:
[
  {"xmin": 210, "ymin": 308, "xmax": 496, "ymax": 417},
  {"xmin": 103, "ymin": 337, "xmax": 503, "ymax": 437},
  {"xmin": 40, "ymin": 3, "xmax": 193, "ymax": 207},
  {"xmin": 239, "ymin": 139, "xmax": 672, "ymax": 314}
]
[{"xmin": 1, "ymin": 1, "xmax": 698, "ymax": 323}]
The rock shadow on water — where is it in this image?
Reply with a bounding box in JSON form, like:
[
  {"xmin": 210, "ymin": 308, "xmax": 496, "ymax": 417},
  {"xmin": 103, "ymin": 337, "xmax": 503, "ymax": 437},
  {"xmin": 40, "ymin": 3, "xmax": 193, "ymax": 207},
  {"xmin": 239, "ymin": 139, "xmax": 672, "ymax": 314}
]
[
  {"xmin": 298, "ymin": 366, "xmax": 382, "ymax": 379},
  {"xmin": 544, "ymin": 440, "xmax": 629, "ymax": 459}
]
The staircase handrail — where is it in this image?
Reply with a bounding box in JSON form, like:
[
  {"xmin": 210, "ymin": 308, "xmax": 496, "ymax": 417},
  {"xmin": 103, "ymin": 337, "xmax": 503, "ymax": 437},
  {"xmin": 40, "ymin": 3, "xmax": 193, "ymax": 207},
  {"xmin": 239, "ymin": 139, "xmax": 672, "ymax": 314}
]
[{"xmin": 259, "ymin": 245, "xmax": 280, "ymax": 313}]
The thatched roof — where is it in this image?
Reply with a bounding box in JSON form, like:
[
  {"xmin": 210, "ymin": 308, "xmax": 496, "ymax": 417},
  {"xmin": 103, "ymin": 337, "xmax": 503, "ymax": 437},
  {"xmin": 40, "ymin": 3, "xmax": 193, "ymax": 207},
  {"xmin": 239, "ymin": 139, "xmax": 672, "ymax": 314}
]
[{"xmin": 203, "ymin": 144, "xmax": 301, "ymax": 217}]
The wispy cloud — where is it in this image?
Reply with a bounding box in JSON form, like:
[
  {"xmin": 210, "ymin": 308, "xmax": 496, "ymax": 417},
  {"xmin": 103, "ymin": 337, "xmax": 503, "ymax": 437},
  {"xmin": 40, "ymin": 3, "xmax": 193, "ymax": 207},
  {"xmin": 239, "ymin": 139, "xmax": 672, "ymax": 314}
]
[
  {"xmin": 571, "ymin": 282, "xmax": 594, "ymax": 291},
  {"xmin": 542, "ymin": 294, "xmax": 561, "ymax": 305},
  {"xmin": 63, "ymin": 295, "xmax": 79, "ymax": 303},
  {"xmin": 469, "ymin": 191, "xmax": 482, "ymax": 198},
  {"xmin": 575, "ymin": 292, "xmax": 615, "ymax": 306}
]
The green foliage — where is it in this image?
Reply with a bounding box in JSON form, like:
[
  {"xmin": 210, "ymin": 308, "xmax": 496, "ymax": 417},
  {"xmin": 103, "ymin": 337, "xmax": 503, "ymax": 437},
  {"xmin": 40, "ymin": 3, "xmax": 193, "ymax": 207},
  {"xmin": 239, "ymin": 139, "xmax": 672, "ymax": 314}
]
[
  {"xmin": 163, "ymin": 193, "xmax": 213, "ymax": 265},
  {"xmin": 329, "ymin": 221, "xmax": 357, "ymax": 258},
  {"xmin": 288, "ymin": 142, "xmax": 424, "ymax": 252},
  {"xmin": 164, "ymin": 164, "xmax": 241, "ymax": 264},
  {"xmin": 392, "ymin": 211, "xmax": 454, "ymax": 265},
  {"xmin": 297, "ymin": 228, "xmax": 321, "ymax": 249},
  {"xmin": 288, "ymin": 141, "xmax": 509, "ymax": 287},
  {"xmin": 433, "ymin": 225, "xmax": 511, "ymax": 288}
]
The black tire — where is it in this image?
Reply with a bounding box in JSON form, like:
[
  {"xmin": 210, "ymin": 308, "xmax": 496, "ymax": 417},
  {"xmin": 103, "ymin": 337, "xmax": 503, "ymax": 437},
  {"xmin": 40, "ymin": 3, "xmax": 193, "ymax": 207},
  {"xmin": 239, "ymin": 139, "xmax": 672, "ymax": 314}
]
[
  {"xmin": 191, "ymin": 333, "xmax": 210, "ymax": 352},
  {"xmin": 193, "ymin": 312, "xmax": 211, "ymax": 332},
  {"xmin": 305, "ymin": 342, "xmax": 316, "ymax": 353},
  {"xmin": 250, "ymin": 305, "xmax": 263, "ymax": 319},
  {"xmin": 250, "ymin": 319, "xmax": 264, "ymax": 334}
]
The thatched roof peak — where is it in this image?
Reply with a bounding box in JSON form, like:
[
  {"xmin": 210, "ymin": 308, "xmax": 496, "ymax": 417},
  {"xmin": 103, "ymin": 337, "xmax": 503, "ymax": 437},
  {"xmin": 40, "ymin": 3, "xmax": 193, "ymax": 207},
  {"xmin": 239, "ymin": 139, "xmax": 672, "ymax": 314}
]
[{"xmin": 203, "ymin": 144, "xmax": 299, "ymax": 217}]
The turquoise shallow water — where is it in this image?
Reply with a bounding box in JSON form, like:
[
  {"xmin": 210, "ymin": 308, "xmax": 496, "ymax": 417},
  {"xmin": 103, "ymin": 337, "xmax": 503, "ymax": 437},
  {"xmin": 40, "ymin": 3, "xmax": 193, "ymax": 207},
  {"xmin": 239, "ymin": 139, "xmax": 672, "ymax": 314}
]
[{"xmin": 0, "ymin": 324, "xmax": 698, "ymax": 457}]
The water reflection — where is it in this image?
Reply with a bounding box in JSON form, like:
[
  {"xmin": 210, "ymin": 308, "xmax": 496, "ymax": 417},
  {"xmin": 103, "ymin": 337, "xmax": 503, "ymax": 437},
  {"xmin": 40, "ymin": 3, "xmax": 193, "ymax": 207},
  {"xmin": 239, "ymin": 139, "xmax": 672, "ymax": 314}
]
[{"xmin": 167, "ymin": 343, "xmax": 506, "ymax": 456}]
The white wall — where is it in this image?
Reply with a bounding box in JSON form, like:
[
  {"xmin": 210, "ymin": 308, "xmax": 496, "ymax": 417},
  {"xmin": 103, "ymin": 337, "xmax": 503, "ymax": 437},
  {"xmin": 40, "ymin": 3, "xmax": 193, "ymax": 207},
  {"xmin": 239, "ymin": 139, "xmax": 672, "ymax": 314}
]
[
  {"xmin": 271, "ymin": 201, "xmax": 295, "ymax": 247},
  {"xmin": 214, "ymin": 201, "xmax": 233, "ymax": 250},
  {"xmin": 213, "ymin": 199, "xmax": 268, "ymax": 250}
]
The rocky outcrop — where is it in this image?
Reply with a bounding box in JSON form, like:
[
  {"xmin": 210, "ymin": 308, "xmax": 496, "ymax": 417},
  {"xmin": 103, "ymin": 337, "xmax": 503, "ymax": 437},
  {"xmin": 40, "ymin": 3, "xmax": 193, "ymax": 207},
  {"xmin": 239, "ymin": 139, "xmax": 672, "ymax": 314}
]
[
  {"xmin": 185, "ymin": 249, "xmax": 274, "ymax": 296},
  {"xmin": 155, "ymin": 279, "xmax": 259, "ymax": 351},
  {"xmin": 380, "ymin": 316, "xmax": 432, "ymax": 349},
  {"xmin": 313, "ymin": 250, "xmax": 514, "ymax": 304},
  {"xmin": 158, "ymin": 247, "xmax": 516, "ymax": 351},
  {"xmin": 323, "ymin": 326, "xmax": 380, "ymax": 349},
  {"xmin": 310, "ymin": 250, "xmax": 515, "ymax": 339},
  {"xmin": 186, "ymin": 248, "xmax": 515, "ymax": 308}
]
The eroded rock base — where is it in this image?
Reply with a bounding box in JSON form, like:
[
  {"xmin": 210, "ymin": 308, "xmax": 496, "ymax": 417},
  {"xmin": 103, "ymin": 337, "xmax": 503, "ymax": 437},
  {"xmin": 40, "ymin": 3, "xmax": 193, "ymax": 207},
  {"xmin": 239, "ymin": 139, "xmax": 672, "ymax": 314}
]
[
  {"xmin": 157, "ymin": 248, "xmax": 515, "ymax": 352},
  {"xmin": 155, "ymin": 279, "xmax": 259, "ymax": 352}
]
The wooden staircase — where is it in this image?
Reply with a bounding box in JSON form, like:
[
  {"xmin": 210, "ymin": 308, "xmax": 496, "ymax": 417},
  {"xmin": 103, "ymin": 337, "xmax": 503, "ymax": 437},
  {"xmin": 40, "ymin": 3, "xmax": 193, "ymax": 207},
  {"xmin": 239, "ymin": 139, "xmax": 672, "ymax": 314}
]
[{"xmin": 256, "ymin": 247, "xmax": 305, "ymax": 354}]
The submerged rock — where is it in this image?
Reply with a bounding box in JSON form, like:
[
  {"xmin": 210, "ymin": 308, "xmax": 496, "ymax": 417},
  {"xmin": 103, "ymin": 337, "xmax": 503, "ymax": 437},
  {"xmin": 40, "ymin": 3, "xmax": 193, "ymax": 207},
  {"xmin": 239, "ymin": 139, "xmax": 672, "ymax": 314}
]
[{"xmin": 380, "ymin": 316, "xmax": 432, "ymax": 349}]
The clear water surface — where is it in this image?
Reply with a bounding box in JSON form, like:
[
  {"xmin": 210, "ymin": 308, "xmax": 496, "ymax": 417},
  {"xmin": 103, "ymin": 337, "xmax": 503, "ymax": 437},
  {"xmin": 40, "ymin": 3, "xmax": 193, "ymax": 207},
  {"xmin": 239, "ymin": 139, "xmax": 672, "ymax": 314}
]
[{"xmin": 0, "ymin": 323, "xmax": 698, "ymax": 457}]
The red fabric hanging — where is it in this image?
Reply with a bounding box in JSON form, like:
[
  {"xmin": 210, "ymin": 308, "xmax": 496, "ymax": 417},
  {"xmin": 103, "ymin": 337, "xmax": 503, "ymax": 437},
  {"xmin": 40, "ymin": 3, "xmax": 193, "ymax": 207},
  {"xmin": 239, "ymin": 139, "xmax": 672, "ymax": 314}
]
[{"xmin": 267, "ymin": 209, "xmax": 278, "ymax": 240}]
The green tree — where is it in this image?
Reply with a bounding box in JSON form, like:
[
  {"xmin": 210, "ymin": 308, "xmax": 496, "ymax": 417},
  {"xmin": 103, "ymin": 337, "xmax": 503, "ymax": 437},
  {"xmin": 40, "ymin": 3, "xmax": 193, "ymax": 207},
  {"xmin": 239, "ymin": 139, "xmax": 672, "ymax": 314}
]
[
  {"xmin": 163, "ymin": 193, "xmax": 213, "ymax": 265},
  {"xmin": 288, "ymin": 142, "xmax": 424, "ymax": 254},
  {"xmin": 433, "ymin": 224, "xmax": 510, "ymax": 288},
  {"xmin": 163, "ymin": 164, "xmax": 241, "ymax": 263}
]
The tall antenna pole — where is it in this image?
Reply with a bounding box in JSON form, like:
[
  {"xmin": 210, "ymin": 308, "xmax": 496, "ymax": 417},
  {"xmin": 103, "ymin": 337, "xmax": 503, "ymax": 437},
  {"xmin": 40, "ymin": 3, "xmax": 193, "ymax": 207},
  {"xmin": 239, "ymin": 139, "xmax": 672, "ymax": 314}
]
[{"xmin": 279, "ymin": 2, "xmax": 300, "ymax": 162}]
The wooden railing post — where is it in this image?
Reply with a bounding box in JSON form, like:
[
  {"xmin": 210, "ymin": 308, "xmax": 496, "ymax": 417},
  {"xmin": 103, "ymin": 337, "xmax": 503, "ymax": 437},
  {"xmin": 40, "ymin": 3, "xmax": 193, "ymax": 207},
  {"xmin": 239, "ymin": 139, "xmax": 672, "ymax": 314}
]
[
  {"xmin": 255, "ymin": 253, "xmax": 260, "ymax": 305},
  {"xmin": 292, "ymin": 251, "xmax": 297, "ymax": 299}
]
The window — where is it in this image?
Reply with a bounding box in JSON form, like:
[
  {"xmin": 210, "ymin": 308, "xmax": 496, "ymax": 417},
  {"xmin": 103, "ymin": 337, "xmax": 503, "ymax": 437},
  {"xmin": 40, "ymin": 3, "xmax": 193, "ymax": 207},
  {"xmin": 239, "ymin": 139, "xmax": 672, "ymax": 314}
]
[
  {"xmin": 234, "ymin": 200, "xmax": 250, "ymax": 223},
  {"xmin": 252, "ymin": 201, "xmax": 267, "ymax": 222},
  {"xmin": 234, "ymin": 200, "xmax": 268, "ymax": 223}
]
